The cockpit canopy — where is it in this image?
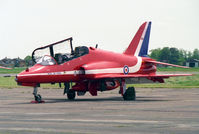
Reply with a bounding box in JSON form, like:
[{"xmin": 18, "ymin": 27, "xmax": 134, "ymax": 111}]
[{"xmin": 32, "ymin": 37, "xmax": 89, "ymax": 65}]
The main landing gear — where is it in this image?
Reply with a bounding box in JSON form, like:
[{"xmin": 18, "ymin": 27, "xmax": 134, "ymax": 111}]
[
  {"xmin": 31, "ymin": 86, "xmax": 45, "ymax": 103},
  {"xmin": 120, "ymin": 79, "xmax": 136, "ymax": 101},
  {"xmin": 29, "ymin": 80, "xmax": 135, "ymax": 102},
  {"xmin": 64, "ymin": 82, "xmax": 76, "ymax": 100},
  {"xmin": 123, "ymin": 87, "xmax": 136, "ymax": 100},
  {"xmin": 67, "ymin": 90, "xmax": 76, "ymax": 100}
]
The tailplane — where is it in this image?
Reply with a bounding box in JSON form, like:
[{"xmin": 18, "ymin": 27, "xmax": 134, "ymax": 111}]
[{"xmin": 123, "ymin": 22, "xmax": 151, "ymax": 57}]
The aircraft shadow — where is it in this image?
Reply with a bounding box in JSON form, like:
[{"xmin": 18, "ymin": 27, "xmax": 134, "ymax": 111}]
[
  {"xmin": 37, "ymin": 96, "xmax": 171, "ymax": 103},
  {"xmin": 9, "ymin": 96, "xmax": 171, "ymax": 105},
  {"xmin": 45, "ymin": 96, "xmax": 123, "ymax": 103}
]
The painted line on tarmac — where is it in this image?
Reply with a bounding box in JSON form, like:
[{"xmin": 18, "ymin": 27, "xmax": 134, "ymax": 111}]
[
  {"xmin": 25, "ymin": 112, "xmax": 66, "ymax": 115},
  {"xmin": 20, "ymin": 118, "xmax": 166, "ymax": 124},
  {"xmin": 0, "ymin": 127, "xmax": 74, "ymax": 133}
]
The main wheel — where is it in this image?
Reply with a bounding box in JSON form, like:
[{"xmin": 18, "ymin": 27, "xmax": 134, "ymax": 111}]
[
  {"xmin": 123, "ymin": 87, "xmax": 136, "ymax": 100},
  {"xmin": 67, "ymin": 90, "xmax": 76, "ymax": 100}
]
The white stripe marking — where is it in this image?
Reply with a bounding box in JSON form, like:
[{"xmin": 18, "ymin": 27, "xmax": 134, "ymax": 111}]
[
  {"xmin": 18, "ymin": 57, "xmax": 142, "ymax": 77},
  {"xmin": 85, "ymin": 56, "xmax": 142, "ymax": 74}
]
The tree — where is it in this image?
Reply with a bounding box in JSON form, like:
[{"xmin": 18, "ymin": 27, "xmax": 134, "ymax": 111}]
[
  {"xmin": 149, "ymin": 48, "xmax": 161, "ymax": 61},
  {"xmin": 169, "ymin": 47, "xmax": 180, "ymax": 64},
  {"xmin": 149, "ymin": 46, "xmax": 198, "ymax": 66},
  {"xmin": 178, "ymin": 49, "xmax": 187, "ymax": 65},
  {"xmin": 187, "ymin": 51, "xmax": 193, "ymax": 62},
  {"xmin": 24, "ymin": 56, "xmax": 32, "ymax": 66},
  {"xmin": 192, "ymin": 49, "xmax": 199, "ymax": 60},
  {"xmin": 159, "ymin": 47, "xmax": 170, "ymax": 62}
]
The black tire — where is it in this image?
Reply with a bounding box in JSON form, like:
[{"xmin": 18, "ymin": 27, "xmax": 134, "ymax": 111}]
[
  {"xmin": 123, "ymin": 87, "xmax": 136, "ymax": 101},
  {"xmin": 67, "ymin": 90, "xmax": 76, "ymax": 100},
  {"xmin": 35, "ymin": 94, "xmax": 42, "ymax": 102}
]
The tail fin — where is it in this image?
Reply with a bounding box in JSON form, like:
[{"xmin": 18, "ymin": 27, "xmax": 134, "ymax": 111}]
[{"xmin": 123, "ymin": 21, "xmax": 151, "ymax": 56}]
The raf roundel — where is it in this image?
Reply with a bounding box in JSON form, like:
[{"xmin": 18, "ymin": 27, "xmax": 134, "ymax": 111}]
[{"xmin": 123, "ymin": 65, "xmax": 129, "ymax": 75}]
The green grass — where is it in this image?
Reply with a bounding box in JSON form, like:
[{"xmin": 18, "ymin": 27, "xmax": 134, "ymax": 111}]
[
  {"xmin": 0, "ymin": 74, "xmax": 199, "ymax": 89},
  {"xmin": 0, "ymin": 77, "xmax": 62, "ymax": 89},
  {"xmin": 0, "ymin": 67, "xmax": 26, "ymax": 74},
  {"xmin": 0, "ymin": 67, "xmax": 198, "ymax": 89},
  {"xmin": 0, "ymin": 77, "xmax": 18, "ymax": 88}
]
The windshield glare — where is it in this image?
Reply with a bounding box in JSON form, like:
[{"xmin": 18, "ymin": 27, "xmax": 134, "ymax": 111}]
[{"xmin": 37, "ymin": 55, "xmax": 56, "ymax": 66}]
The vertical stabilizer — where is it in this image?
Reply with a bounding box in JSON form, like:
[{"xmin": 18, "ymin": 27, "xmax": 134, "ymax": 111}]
[{"xmin": 123, "ymin": 22, "xmax": 151, "ymax": 56}]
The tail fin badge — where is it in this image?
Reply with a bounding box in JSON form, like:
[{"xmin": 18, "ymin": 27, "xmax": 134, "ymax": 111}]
[{"xmin": 123, "ymin": 65, "xmax": 129, "ymax": 75}]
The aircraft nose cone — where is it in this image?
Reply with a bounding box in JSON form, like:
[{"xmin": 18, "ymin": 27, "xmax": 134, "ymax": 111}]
[
  {"xmin": 15, "ymin": 72, "xmax": 25, "ymax": 85},
  {"xmin": 15, "ymin": 74, "xmax": 22, "ymax": 85},
  {"xmin": 15, "ymin": 75, "xmax": 18, "ymax": 82}
]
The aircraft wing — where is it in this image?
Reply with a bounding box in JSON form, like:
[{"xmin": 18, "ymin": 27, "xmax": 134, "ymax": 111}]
[
  {"xmin": 88, "ymin": 73, "xmax": 192, "ymax": 83},
  {"xmin": 90, "ymin": 73, "xmax": 192, "ymax": 79}
]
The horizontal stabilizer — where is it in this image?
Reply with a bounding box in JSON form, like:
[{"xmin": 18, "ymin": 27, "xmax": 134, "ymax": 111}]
[{"xmin": 145, "ymin": 60, "xmax": 189, "ymax": 69}]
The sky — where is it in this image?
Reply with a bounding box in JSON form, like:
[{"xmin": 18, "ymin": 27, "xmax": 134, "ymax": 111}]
[{"xmin": 0, "ymin": 0, "xmax": 198, "ymax": 59}]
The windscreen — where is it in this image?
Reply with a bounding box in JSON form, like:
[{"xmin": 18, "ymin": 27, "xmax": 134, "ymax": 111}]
[{"xmin": 33, "ymin": 48, "xmax": 51, "ymax": 63}]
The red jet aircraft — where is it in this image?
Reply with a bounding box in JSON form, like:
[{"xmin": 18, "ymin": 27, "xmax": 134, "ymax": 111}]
[{"xmin": 16, "ymin": 22, "xmax": 191, "ymax": 103}]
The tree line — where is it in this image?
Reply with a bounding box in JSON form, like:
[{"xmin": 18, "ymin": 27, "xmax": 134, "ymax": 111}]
[{"xmin": 149, "ymin": 47, "xmax": 199, "ymax": 65}]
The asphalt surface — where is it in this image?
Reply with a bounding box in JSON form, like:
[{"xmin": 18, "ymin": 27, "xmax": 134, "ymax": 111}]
[
  {"xmin": 0, "ymin": 74, "xmax": 16, "ymax": 77},
  {"xmin": 0, "ymin": 87, "xmax": 199, "ymax": 134}
]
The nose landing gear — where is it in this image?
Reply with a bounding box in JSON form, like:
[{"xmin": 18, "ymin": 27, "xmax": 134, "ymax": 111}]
[{"xmin": 31, "ymin": 86, "xmax": 45, "ymax": 103}]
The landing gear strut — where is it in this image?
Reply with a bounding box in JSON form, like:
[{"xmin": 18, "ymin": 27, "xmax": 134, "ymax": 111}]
[
  {"xmin": 63, "ymin": 82, "xmax": 70, "ymax": 95},
  {"xmin": 32, "ymin": 86, "xmax": 44, "ymax": 103}
]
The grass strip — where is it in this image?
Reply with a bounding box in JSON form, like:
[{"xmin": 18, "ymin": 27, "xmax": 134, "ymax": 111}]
[{"xmin": 0, "ymin": 74, "xmax": 198, "ymax": 89}]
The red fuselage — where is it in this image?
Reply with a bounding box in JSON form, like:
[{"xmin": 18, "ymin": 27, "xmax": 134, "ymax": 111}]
[{"xmin": 16, "ymin": 47, "xmax": 156, "ymax": 87}]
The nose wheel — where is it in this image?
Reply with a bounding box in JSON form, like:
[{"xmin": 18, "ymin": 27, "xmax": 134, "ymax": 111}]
[
  {"xmin": 34, "ymin": 94, "xmax": 42, "ymax": 102},
  {"xmin": 31, "ymin": 87, "xmax": 45, "ymax": 103}
]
